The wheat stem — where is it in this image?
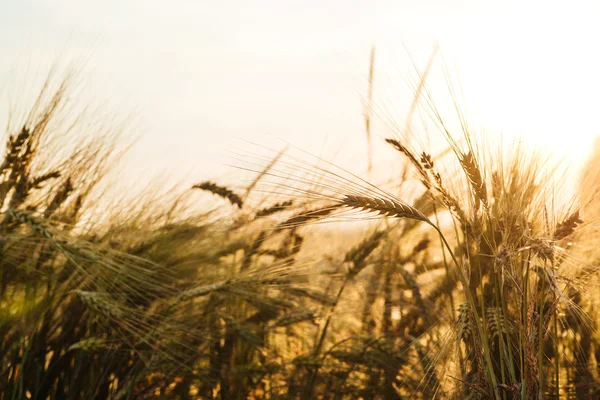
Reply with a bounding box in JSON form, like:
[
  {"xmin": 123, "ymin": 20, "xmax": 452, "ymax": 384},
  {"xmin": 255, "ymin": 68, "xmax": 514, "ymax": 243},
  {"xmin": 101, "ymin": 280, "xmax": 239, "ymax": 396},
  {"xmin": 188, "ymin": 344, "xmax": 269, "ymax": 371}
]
[{"xmin": 431, "ymin": 225, "xmax": 499, "ymax": 395}]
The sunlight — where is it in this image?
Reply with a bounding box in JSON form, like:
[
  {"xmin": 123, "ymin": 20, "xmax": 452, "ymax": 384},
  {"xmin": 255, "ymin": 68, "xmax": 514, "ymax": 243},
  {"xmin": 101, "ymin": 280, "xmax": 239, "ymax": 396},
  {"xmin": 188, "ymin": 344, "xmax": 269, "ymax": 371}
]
[{"xmin": 377, "ymin": 0, "xmax": 600, "ymax": 168}]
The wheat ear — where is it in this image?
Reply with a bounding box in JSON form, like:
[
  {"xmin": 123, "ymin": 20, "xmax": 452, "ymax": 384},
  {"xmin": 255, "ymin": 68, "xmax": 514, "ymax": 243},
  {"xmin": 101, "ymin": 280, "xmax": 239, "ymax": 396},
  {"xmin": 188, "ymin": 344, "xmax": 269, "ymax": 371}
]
[
  {"xmin": 192, "ymin": 181, "xmax": 243, "ymax": 208},
  {"xmin": 341, "ymin": 194, "xmax": 430, "ymax": 223}
]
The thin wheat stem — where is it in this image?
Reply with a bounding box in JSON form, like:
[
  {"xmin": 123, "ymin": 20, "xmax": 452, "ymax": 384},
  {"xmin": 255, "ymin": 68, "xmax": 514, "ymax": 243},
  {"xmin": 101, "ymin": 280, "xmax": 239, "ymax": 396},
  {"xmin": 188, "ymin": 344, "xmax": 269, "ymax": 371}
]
[{"xmin": 431, "ymin": 224, "xmax": 499, "ymax": 396}]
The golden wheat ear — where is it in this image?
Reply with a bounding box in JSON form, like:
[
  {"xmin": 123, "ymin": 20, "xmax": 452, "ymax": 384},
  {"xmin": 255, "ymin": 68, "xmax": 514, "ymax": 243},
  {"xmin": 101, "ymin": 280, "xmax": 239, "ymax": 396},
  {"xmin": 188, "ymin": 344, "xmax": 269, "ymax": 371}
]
[
  {"xmin": 341, "ymin": 194, "xmax": 430, "ymax": 223},
  {"xmin": 458, "ymin": 151, "xmax": 487, "ymax": 209}
]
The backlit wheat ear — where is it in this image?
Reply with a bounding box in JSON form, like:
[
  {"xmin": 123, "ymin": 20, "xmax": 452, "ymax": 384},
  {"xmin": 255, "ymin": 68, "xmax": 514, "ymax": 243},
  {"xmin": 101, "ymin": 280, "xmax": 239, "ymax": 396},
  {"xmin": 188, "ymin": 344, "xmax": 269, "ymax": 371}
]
[
  {"xmin": 554, "ymin": 210, "xmax": 583, "ymax": 240},
  {"xmin": 31, "ymin": 170, "xmax": 61, "ymax": 189},
  {"xmin": 345, "ymin": 229, "xmax": 386, "ymax": 278},
  {"xmin": 255, "ymin": 200, "xmax": 293, "ymax": 218},
  {"xmin": 341, "ymin": 194, "xmax": 430, "ymax": 223},
  {"xmin": 192, "ymin": 181, "xmax": 243, "ymax": 208},
  {"xmin": 458, "ymin": 151, "xmax": 487, "ymax": 209},
  {"xmin": 276, "ymin": 205, "xmax": 340, "ymax": 230},
  {"xmin": 385, "ymin": 138, "xmax": 431, "ymax": 188}
]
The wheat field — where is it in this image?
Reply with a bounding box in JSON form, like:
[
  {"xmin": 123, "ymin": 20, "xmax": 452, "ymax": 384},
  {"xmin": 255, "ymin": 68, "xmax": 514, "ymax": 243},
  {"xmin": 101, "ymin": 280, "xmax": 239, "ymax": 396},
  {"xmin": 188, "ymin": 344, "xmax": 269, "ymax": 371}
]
[{"xmin": 1, "ymin": 60, "xmax": 600, "ymax": 400}]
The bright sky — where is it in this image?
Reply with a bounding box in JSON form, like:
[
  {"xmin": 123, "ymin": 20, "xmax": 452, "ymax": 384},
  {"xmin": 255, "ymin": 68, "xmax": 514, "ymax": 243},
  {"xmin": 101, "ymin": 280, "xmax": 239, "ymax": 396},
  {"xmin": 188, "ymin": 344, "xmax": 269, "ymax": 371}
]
[{"xmin": 1, "ymin": 0, "xmax": 599, "ymax": 190}]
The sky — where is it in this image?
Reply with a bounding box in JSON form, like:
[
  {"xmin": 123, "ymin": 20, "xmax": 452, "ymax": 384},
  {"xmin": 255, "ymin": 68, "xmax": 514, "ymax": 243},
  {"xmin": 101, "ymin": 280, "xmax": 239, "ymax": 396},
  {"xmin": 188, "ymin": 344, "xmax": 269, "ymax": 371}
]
[{"xmin": 1, "ymin": 0, "xmax": 600, "ymax": 191}]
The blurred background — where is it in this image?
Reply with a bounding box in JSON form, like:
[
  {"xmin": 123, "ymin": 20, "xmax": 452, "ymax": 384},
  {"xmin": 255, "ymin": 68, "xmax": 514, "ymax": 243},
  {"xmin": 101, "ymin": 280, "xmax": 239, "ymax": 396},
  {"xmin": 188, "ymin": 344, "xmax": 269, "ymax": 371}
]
[{"xmin": 1, "ymin": 0, "xmax": 599, "ymax": 190}]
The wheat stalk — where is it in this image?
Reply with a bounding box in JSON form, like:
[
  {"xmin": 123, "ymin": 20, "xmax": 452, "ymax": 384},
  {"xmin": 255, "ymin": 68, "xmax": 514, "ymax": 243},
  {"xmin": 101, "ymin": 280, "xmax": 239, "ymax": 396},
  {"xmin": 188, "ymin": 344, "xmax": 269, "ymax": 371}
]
[
  {"xmin": 337, "ymin": 193, "xmax": 498, "ymax": 391},
  {"xmin": 364, "ymin": 46, "xmax": 376, "ymax": 174}
]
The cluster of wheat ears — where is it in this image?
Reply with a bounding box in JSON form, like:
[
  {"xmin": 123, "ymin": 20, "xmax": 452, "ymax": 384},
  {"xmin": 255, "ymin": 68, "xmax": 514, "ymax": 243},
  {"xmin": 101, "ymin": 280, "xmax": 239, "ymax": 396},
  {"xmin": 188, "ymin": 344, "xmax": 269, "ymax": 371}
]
[{"xmin": 1, "ymin": 66, "xmax": 600, "ymax": 400}]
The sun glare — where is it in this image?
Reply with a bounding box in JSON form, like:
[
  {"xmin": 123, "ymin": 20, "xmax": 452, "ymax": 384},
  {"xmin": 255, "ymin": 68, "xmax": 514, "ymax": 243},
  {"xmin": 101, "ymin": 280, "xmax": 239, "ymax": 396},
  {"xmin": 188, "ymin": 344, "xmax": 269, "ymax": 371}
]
[{"xmin": 376, "ymin": 0, "xmax": 600, "ymax": 169}]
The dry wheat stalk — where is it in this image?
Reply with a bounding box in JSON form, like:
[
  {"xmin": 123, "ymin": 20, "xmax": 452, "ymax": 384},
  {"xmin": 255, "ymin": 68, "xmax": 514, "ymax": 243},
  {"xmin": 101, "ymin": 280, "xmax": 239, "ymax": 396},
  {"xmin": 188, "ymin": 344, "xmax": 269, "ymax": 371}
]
[
  {"xmin": 364, "ymin": 46, "xmax": 376, "ymax": 174},
  {"xmin": 244, "ymin": 147, "xmax": 286, "ymax": 200}
]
